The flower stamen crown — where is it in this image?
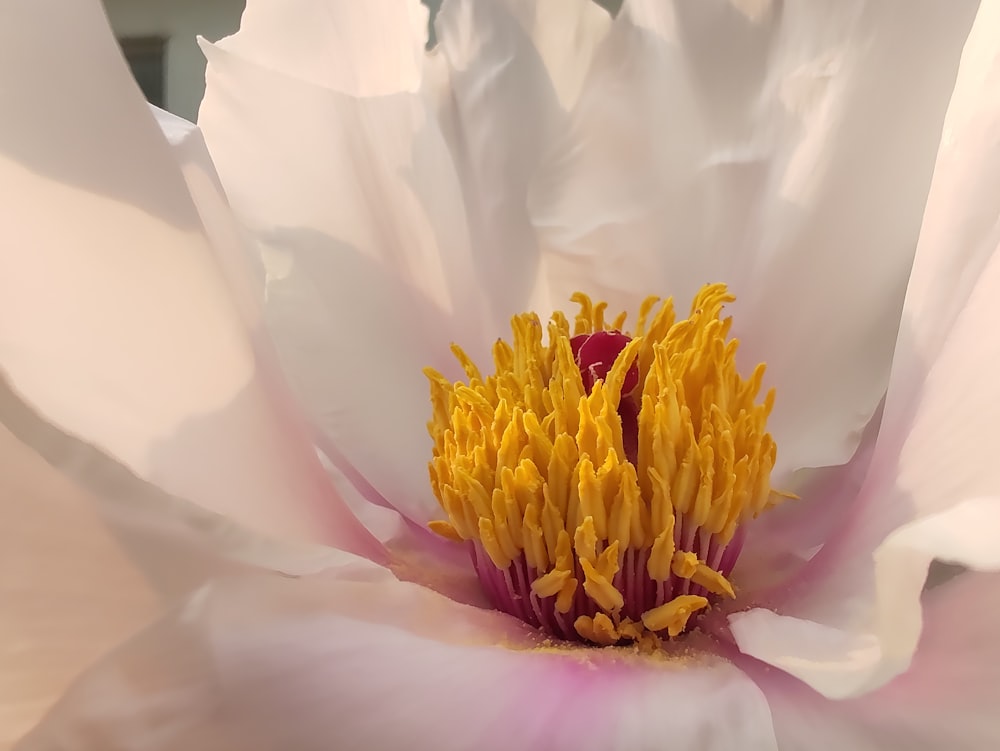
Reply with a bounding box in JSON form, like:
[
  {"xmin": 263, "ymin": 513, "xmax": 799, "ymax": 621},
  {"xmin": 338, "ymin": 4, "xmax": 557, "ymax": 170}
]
[{"xmin": 425, "ymin": 284, "xmax": 780, "ymax": 647}]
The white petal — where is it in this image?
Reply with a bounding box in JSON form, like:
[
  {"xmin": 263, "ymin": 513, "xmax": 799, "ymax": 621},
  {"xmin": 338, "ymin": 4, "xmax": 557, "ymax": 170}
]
[
  {"xmin": 436, "ymin": 0, "xmax": 612, "ymax": 110},
  {"xmin": 0, "ymin": 425, "xmax": 157, "ymax": 746},
  {"xmin": 730, "ymin": 0, "xmax": 1000, "ymax": 697},
  {"xmin": 199, "ymin": 39, "xmax": 481, "ymax": 524},
  {"xmin": 753, "ymin": 572, "xmax": 1000, "ymax": 750},
  {"xmin": 528, "ymin": 0, "xmax": 979, "ymax": 479},
  {"xmin": 434, "ymin": 0, "xmax": 609, "ymax": 321},
  {"xmin": 22, "ymin": 561, "xmax": 778, "ymax": 751},
  {"xmin": 215, "ymin": 0, "xmax": 429, "ymax": 96},
  {"xmin": 198, "ymin": 1, "xmax": 613, "ymax": 524},
  {"xmin": 735, "ymin": 405, "xmax": 881, "ymax": 593},
  {"xmin": 0, "ymin": 378, "xmax": 354, "ymax": 597},
  {"xmin": 731, "ymin": 497, "xmax": 1000, "ymax": 698},
  {"xmin": 0, "ymin": 0, "xmax": 380, "ymax": 557}
]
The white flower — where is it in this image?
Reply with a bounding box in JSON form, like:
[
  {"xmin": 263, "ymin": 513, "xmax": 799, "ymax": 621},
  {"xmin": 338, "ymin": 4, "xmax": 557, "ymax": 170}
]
[{"xmin": 3, "ymin": 0, "xmax": 1000, "ymax": 749}]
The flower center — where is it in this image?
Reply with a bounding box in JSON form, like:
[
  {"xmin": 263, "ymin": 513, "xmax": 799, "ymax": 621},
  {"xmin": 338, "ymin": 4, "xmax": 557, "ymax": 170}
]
[{"xmin": 424, "ymin": 284, "xmax": 782, "ymax": 649}]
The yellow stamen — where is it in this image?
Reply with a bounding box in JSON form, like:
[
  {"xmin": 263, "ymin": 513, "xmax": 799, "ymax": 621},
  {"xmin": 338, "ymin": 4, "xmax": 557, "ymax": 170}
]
[
  {"xmin": 574, "ymin": 613, "xmax": 620, "ymax": 646},
  {"xmin": 425, "ymin": 284, "xmax": 782, "ymax": 646},
  {"xmin": 641, "ymin": 596, "xmax": 710, "ymax": 638}
]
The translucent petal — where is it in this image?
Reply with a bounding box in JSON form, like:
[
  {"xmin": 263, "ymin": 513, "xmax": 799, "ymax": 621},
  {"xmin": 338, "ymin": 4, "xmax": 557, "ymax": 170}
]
[
  {"xmin": 197, "ymin": 0, "xmax": 612, "ymax": 524},
  {"xmin": 750, "ymin": 572, "xmax": 1000, "ymax": 750},
  {"xmin": 0, "ymin": 0, "xmax": 379, "ymax": 558},
  {"xmin": 0, "ymin": 425, "xmax": 156, "ymax": 746},
  {"xmin": 199, "ymin": 40, "xmax": 480, "ymax": 524},
  {"xmin": 731, "ymin": 497, "xmax": 1000, "ymax": 698},
  {"xmin": 528, "ymin": 0, "xmax": 979, "ymax": 479},
  {"xmin": 22, "ymin": 560, "xmax": 779, "ymax": 750},
  {"xmin": 215, "ymin": 0, "xmax": 430, "ymax": 96},
  {"xmin": 730, "ymin": 0, "xmax": 1000, "ymax": 697}
]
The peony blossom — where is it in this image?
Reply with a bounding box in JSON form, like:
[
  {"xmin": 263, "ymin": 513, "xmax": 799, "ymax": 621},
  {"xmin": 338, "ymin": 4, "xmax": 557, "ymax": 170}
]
[{"xmin": 4, "ymin": 0, "xmax": 1000, "ymax": 747}]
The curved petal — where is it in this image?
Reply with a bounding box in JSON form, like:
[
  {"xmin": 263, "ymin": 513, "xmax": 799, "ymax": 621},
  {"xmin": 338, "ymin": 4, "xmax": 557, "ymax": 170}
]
[
  {"xmin": 731, "ymin": 497, "xmax": 1000, "ymax": 698},
  {"xmin": 0, "ymin": 376, "xmax": 357, "ymax": 593},
  {"xmin": 432, "ymin": 0, "xmax": 611, "ymax": 321},
  {"xmin": 0, "ymin": 0, "xmax": 380, "ymax": 559},
  {"xmin": 528, "ymin": 0, "xmax": 979, "ymax": 479},
  {"xmin": 199, "ymin": 38, "xmax": 479, "ymax": 525},
  {"xmin": 436, "ymin": 0, "xmax": 612, "ymax": 110},
  {"xmin": 0, "ymin": 425, "xmax": 157, "ymax": 746},
  {"xmin": 21, "ymin": 561, "xmax": 778, "ymax": 751},
  {"xmin": 748, "ymin": 571, "xmax": 1000, "ymax": 750},
  {"xmin": 734, "ymin": 405, "xmax": 881, "ymax": 593},
  {"xmin": 198, "ymin": 0, "xmax": 612, "ymax": 525},
  {"xmin": 213, "ymin": 0, "xmax": 429, "ymax": 96},
  {"xmin": 730, "ymin": 0, "xmax": 1000, "ymax": 697}
]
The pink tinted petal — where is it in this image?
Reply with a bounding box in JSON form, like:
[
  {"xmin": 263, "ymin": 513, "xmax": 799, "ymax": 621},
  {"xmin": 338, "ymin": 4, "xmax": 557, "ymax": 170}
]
[
  {"xmin": 528, "ymin": 0, "xmax": 978, "ymax": 480},
  {"xmin": 0, "ymin": 0, "xmax": 379, "ymax": 559},
  {"xmin": 732, "ymin": 497, "xmax": 1000, "ymax": 698},
  {"xmin": 731, "ymin": 0, "xmax": 1000, "ymax": 698},
  {"xmin": 23, "ymin": 561, "xmax": 778, "ymax": 751},
  {"xmin": 840, "ymin": 0, "xmax": 1000, "ymax": 538},
  {"xmin": 748, "ymin": 571, "xmax": 1000, "ymax": 750},
  {"xmin": 735, "ymin": 406, "xmax": 881, "ymax": 593},
  {"xmin": 0, "ymin": 424, "xmax": 157, "ymax": 745}
]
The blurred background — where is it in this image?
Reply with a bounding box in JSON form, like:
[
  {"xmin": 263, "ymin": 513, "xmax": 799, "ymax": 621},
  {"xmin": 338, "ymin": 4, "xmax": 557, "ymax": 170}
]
[
  {"xmin": 103, "ymin": 0, "xmax": 622, "ymax": 122},
  {"xmin": 103, "ymin": 0, "xmax": 446, "ymax": 121}
]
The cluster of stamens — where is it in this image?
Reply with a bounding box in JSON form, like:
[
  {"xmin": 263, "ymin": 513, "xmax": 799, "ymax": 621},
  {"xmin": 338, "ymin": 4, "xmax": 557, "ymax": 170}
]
[{"xmin": 425, "ymin": 284, "xmax": 782, "ymax": 649}]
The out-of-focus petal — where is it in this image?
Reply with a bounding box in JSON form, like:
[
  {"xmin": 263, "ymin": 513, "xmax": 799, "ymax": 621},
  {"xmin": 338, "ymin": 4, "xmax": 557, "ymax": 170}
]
[
  {"xmin": 748, "ymin": 572, "xmax": 1000, "ymax": 750},
  {"xmin": 199, "ymin": 0, "xmax": 613, "ymax": 525},
  {"xmin": 731, "ymin": 497, "xmax": 1000, "ymax": 698},
  {"xmin": 730, "ymin": 0, "xmax": 1000, "ymax": 697},
  {"xmin": 199, "ymin": 38, "xmax": 478, "ymax": 525},
  {"xmin": 151, "ymin": 106, "xmax": 267, "ymax": 330},
  {"xmin": 432, "ymin": 0, "xmax": 611, "ymax": 322},
  {"xmin": 0, "ymin": 0, "xmax": 380, "ymax": 559},
  {"xmin": 735, "ymin": 405, "xmax": 881, "ymax": 593},
  {"xmin": 436, "ymin": 0, "xmax": 612, "ymax": 111},
  {"xmin": 528, "ymin": 0, "xmax": 978, "ymax": 480},
  {"xmin": 21, "ymin": 561, "xmax": 778, "ymax": 751},
  {"xmin": 215, "ymin": 0, "xmax": 429, "ymax": 96},
  {"xmin": 0, "ymin": 425, "xmax": 157, "ymax": 746},
  {"xmin": 1, "ymin": 378, "xmax": 357, "ymax": 599}
]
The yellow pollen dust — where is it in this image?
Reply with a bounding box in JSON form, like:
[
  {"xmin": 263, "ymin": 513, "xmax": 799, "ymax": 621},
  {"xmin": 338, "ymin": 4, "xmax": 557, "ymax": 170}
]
[{"xmin": 424, "ymin": 283, "xmax": 782, "ymax": 647}]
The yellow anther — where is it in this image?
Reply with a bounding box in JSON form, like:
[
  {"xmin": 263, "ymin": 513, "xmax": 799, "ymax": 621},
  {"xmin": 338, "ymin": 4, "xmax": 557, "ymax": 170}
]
[
  {"xmin": 578, "ymin": 458, "xmax": 608, "ymax": 540},
  {"xmin": 427, "ymin": 520, "xmax": 462, "ymax": 543},
  {"xmin": 641, "ymin": 596, "xmax": 710, "ymax": 638},
  {"xmin": 596, "ymin": 540, "xmax": 621, "ymax": 581},
  {"xmin": 617, "ymin": 618, "xmax": 644, "ymax": 642},
  {"xmin": 555, "ymin": 576, "xmax": 578, "ymax": 614},
  {"xmin": 522, "ymin": 502, "xmax": 548, "ymax": 571},
  {"xmin": 478, "ymin": 517, "xmax": 511, "ymax": 569},
  {"xmin": 647, "ymin": 524, "xmax": 676, "ymax": 582},
  {"xmin": 691, "ymin": 563, "xmax": 736, "ymax": 599},
  {"xmin": 532, "ymin": 568, "xmax": 572, "ymax": 599},
  {"xmin": 576, "ymin": 395, "xmax": 601, "ymax": 465},
  {"xmin": 425, "ymin": 284, "xmax": 783, "ymax": 646},
  {"xmin": 672, "ymin": 551, "xmax": 699, "ymax": 579},
  {"xmin": 574, "ymin": 516, "xmax": 598, "ymax": 564},
  {"xmin": 574, "ymin": 613, "xmax": 620, "ymax": 646},
  {"xmin": 581, "ymin": 556, "xmax": 625, "ymax": 614},
  {"xmin": 671, "ymin": 552, "xmax": 735, "ymax": 599},
  {"xmin": 542, "ymin": 497, "xmax": 565, "ymax": 563},
  {"xmin": 554, "ymin": 529, "xmax": 574, "ymax": 571}
]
